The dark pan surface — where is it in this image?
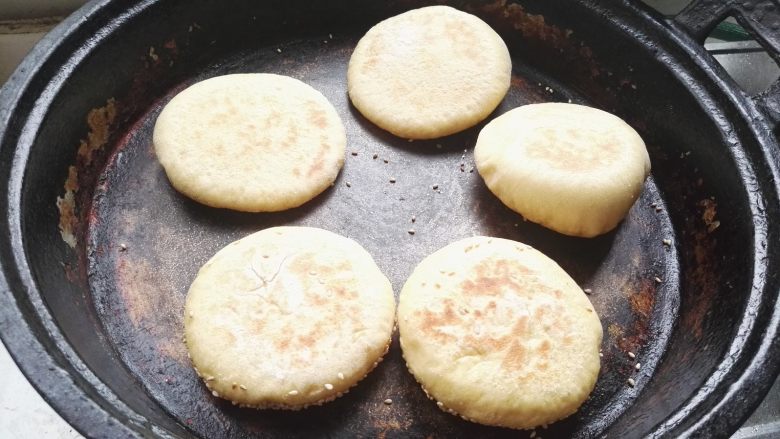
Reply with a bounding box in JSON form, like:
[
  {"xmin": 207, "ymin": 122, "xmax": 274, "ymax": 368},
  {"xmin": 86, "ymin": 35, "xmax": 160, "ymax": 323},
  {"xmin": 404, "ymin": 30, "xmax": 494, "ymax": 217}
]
[{"xmin": 87, "ymin": 34, "xmax": 678, "ymax": 438}]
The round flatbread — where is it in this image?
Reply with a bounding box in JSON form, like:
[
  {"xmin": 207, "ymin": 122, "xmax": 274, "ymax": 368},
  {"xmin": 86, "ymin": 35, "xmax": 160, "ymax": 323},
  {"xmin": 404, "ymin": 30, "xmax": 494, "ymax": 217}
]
[
  {"xmin": 475, "ymin": 103, "xmax": 651, "ymax": 237},
  {"xmin": 347, "ymin": 5, "xmax": 511, "ymax": 139},
  {"xmin": 398, "ymin": 236, "xmax": 602, "ymax": 429},
  {"xmin": 184, "ymin": 227, "xmax": 395, "ymax": 409},
  {"xmin": 154, "ymin": 74, "xmax": 345, "ymax": 212}
]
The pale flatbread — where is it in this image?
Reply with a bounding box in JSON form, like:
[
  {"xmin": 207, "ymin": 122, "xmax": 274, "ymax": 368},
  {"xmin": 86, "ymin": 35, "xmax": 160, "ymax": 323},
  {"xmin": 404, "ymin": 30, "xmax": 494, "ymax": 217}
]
[
  {"xmin": 475, "ymin": 103, "xmax": 651, "ymax": 237},
  {"xmin": 398, "ymin": 236, "xmax": 602, "ymax": 429},
  {"xmin": 347, "ymin": 6, "xmax": 511, "ymax": 139},
  {"xmin": 154, "ymin": 74, "xmax": 345, "ymax": 212},
  {"xmin": 184, "ymin": 227, "xmax": 395, "ymax": 409}
]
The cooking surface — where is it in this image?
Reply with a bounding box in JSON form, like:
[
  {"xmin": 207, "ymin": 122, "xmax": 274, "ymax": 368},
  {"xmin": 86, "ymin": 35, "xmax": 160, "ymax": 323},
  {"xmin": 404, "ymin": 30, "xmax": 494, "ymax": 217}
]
[{"xmin": 84, "ymin": 36, "xmax": 676, "ymax": 437}]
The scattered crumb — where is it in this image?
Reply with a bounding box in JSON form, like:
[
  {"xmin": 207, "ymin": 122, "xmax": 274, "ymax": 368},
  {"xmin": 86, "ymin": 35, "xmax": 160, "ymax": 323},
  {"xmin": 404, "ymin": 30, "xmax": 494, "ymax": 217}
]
[
  {"xmin": 383, "ymin": 398, "xmax": 393, "ymax": 405},
  {"xmin": 432, "ymin": 184, "xmax": 439, "ymax": 190},
  {"xmin": 119, "ymin": 243, "xmax": 127, "ymax": 251},
  {"xmin": 662, "ymin": 239, "xmax": 672, "ymax": 246},
  {"xmin": 583, "ymin": 288, "xmax": 592, "ymax": 295},
  {"xmin": 373, "ymin": 153, "xmax": 378, "ymax": 159},
  {"xmin": 389, "ymin": 178, "xmax": 396, "ymax": 183},
  {"xmin": 408, "ymin": 229, "xmax": 416, "ymax": 235},
  {"xmin": 411, "ymin": 216, "xmax": 416, "ymax": 223},
  {"xmin": 351, "ymin": 151, "xmax": 358, "ymax": 156},
  {"xmin": 345, "ymin": 181, "xmax": 351, "ymax": 187},
  {"xmin": 383, "ymin": 159, "xmax": 389, "ymax": 164}
]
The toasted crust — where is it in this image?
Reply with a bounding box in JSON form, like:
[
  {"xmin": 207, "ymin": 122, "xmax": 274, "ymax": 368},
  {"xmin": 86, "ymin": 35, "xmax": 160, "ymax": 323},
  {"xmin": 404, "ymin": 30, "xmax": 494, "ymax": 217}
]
[
  {"xmin": 154, "ymin": 74, "xmax": 345, "ymax": 212},
  {"xmin": 474, "ymin": 103, "xmax": 650, "ymax": 237},
  {"xmin": 184, "ymin": 227, "xmax": 396, "ymax": 409},
  {"xmin": 398, "ymin": 237, "xmax": 603, "ymax": 429},
  {"xmin": 347, "ymin": 6, "xmax": 511, "ymax": 139}
]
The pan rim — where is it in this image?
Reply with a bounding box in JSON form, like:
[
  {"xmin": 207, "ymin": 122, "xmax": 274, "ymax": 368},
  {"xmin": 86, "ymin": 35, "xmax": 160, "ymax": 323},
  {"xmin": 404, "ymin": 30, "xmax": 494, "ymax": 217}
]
[{"xmin": 0, "ymin": 0, "xmax": 779, "ymax": 437}]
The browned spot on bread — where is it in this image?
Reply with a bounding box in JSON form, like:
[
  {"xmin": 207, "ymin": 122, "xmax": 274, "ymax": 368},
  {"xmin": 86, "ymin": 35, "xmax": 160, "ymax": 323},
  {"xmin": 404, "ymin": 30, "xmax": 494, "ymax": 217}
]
[
  {"xmin": 306, "ymin": 138, "xmax": 330, "ymax": 178},
  {"xmin": 217, "ymin": 328, "xmax": 237, "ymax": 346},
  {"xmin": 263, "ymin": 110, "xmax": 282, "ymax": 129},
  {"xmin": 418, "ymin": 300, "xmax": 460, "ymax": 342},
  {"xmin": 461, "ymin": 258, "xmax": 530, "ymax": 296},
  {"xmin": 538, "ymin": 339, "xmax": 551, "ymax": 355},
  {"xmin": 275, "ymin": 337, "xmax": 291, "ymax": 351},
  {"xmin": 306, "ymin": 101, "xmax": 329, "ymax": 129},
  {"xmin": 501, "ymin": 340, "xmax": 527, "ymax": 370}
]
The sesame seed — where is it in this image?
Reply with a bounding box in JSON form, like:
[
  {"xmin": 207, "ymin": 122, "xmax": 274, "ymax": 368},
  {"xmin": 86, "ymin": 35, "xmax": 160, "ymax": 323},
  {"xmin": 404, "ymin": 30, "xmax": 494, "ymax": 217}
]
[
  {"xmin": 324, "ymin": 383, "xmax": 334, "ymax": 390},
  {"xmin": 351, "ymin": 151, "xmax": 358, "ymax": 156},
  {"xmin": 383, "ymin": 398, "xmax": 393, "ymax": 405},
  {"xmin": 240, "ymin": 384, "xmax": 247, "ymax": 390},
  {"xmin": 373, "ymin": 153, "xmax": 378, "ymax": 159},
  {"xmin": 628, "ymin": 352, "xmax": 636, "ymax": 359},
  {"xmin": 329, "ymin": 33, "xmax": 333, "ymax": 39},
  {"xmin": 345, "ymin": 181, "xmax": 351, "ymax": 187},
  {"xmin": 656, "ymin": 206, "xmax": 663, "ymax": 212},
  {"xmin": 276, "ymin": 48, "xmax": 282, "ymax": 53},
  {"xmin": 408, "ymin": 229, "xmax": 415, "ymax": 235},
  {"xmin": 338, "ymin": 372, "xmax": 344, "ymax": 380},
  {"xmin": 432, "ymin": 184, "xmax": 439, "ymax": 190},
  {"xmin": 662, "ymin": 239, "xmax": 672, "ymax": 246},
  {"xmin": 212, "ymin": 390, "xmax": 219, "ymax": 397},
  {"xmin": 655, "ymin": 276, "xmax": 662, "ymax": 283},
  {"xmin": 635, "ymin": 362, "xmax": 641, "ymax": 371},
  {"xmin": 583, "ymin": 288, "xmax": 592, "ymax": 294},
  {"xmin": 530, "ymin": 431, "xmax": 537, "ymax": 438},
  {"xmin": 627, "ymin": 378, "xmax": 636, "ymax": 387},
  {"xmin": 206, "ymin": 376, "xmax": 215, "ymax": 381},
  {"xmin": 599, "ymin": 352, "xmax": 603, "ymax": 357},
  {"xmin": 389, "ymin": 178, "xmax": 396, "ymax": 183},
  {"xmin": 436, "ymin": 401, "xmax": 444, "ymax": 408},
  {"xmin": 288, "ymin": 390, "xmax": 299, "ymax": 396}
]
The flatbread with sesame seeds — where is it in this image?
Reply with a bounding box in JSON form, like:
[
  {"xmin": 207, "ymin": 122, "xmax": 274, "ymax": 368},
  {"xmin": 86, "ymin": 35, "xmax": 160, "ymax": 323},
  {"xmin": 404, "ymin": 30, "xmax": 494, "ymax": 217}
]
[
  {"xmin": 184, "ymin": 227, "xmax": 395, "ymax": 409},
  {"xmin": 153, "ymin": 73, "xmax": 345, "ymax": 212},
  {"xmin": 397, "ymin": 236, "xmax": 602, "ymax": 430},
  {"xmin": 347, "ymin": 5, "xmax": 511, "ymax": 139},
  {"xmin": 474, "ymin": 103, "xmax": 651, "ymax": 237}
]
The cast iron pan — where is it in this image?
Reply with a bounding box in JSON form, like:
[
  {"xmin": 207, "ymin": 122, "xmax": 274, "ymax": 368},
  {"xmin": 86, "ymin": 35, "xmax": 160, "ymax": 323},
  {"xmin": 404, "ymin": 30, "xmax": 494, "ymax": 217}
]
[{"xmin": 1, "ymin": 0, "xmax": 780, "ymax": 437}]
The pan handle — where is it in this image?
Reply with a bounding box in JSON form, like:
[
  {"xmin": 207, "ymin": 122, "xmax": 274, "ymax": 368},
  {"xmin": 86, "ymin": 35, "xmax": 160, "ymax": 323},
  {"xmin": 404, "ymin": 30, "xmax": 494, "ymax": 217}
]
[{"xmin": 673, "ymin": 0, "xmax": 780, "ymax": 126}]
